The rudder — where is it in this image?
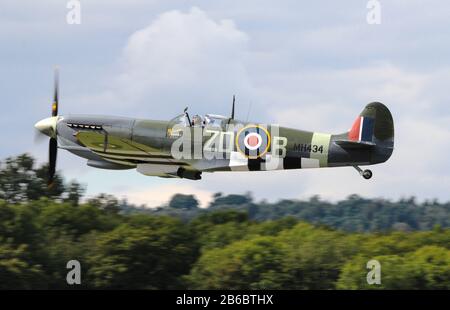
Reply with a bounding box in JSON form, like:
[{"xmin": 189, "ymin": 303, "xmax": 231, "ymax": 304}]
[{"xmin": 348, "ymin": 102, "xmax": 394, "ymax": 147}]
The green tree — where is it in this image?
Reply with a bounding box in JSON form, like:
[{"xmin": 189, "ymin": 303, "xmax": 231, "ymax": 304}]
[
  {"xmin": 278, "ymin": 222, "xmax": 359, "ymax": 289},
  {"xmin": 168, "ymin": 194, "xmax": 199, "ymax": 210},
  {"xmin": 407, "ymin": 246, "xmax": 450, "ymax": 289},
  {"xmin": 187, "ymin": 236, "xmax": 287, "ymax": 289},
  {"xmin": 0, "ymin": 241, "xmax": 46, "ymax": 289},
  {"xmin": 36, "ymin": 200, "xmax": 119, "ymax": 238},
  {"xmin": 189, "ymin": 210, "xmax": 249, "ymax": 245},
  {"xmin": 63, "ymin": 181, "xmax": 85, "ymax": 206},
  {"xmin": 209, "ymin": 193, "xmax": 252, "ymax": 208},
  {"xmin": 87, "ymin": 193, "xmax": 121, "ymax": 214},
  {"xmin": 85, "ymin": 216, "xmax": 196, "ymax": 289},
  {"xmin": 337, "ymin": 246, "xmax": 450, "ymax": 289},
  {"xmin": 0, "ymin": 154, "xmax": 65, "ymax": 203},
  {"xmin": 337, "ymin": 254, "xmax": 414, "ymax": 289}
]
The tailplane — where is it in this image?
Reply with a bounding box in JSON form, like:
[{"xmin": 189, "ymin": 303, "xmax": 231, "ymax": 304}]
[
  {"xmin": 330, "ymin": 102, "xmax": 394, "ymax": 178},
  {"xmin": 336, "ymin": 102, "xmax": 394, "ymax": 149},
  {"xmin": 351, "ymin": 102, "xmax": 394, "ymax": 145},
  {"xmin": 334, "ymin": 102, "xmax": 394, "ymax": 164}
]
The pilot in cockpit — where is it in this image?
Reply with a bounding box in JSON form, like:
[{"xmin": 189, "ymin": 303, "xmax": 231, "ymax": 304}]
[{"xmin": 192, "ymin": 114, "xmax": 204, "ymax": 127}]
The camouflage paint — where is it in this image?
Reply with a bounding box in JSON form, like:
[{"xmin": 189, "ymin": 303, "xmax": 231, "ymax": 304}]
[{"xmin": 53, "ymin": 102, "xmax": 394, "ymax": 179}]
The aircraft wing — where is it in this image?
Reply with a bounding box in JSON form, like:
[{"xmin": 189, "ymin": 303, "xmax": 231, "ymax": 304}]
[{"xmin": 75, "ymin": 131, "xmax": 191, "ymax": 174}]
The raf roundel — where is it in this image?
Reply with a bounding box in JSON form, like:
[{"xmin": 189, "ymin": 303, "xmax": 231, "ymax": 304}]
[
  {"xmin": 235, "ymin": 125, "xmax": 271, "ymax": 159},
  {"xmin": 244, "ymin": 132, "xmax": 263, "ymax": 150}
]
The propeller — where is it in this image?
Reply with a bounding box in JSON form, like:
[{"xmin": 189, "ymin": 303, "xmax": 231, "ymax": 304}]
[
  {"xmin": 48, "ymin": 68, "xmax": 59, "ymax": 186},
  {"xmin": 48, "ymin": 136, "xmax": 57, "ymax": 186},
  {"xmin": 34, "ymin": 68, "xmax": 60, "ymax": 187},
  {"xmin": 52, "ymin": 68, "xmax": 59, "ymax": 117}
]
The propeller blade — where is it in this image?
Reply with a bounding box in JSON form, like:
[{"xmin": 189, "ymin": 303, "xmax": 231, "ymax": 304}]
[
  {"xmin": 48, "ymin": 137, "xmax": 57, "ymax": 186},
  {"xmin": 52, "ymin": 67, "xmax": 59, "ymax": 116}
]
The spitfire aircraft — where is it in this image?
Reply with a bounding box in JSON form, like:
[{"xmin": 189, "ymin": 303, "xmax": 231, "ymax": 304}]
[{"xmin": 35, "ymin": 70, "xmax": 394, "ymax": 184}]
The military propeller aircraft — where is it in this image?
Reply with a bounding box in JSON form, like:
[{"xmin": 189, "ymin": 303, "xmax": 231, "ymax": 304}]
[{"xmin": 35, "ymin": 70, "xmax": 394, "ymax": 185}]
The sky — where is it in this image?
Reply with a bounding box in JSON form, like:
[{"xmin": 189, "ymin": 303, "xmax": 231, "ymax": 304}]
[{"xmin": 1, "ymin": 0, "xmax": 449, "ymax": 206}]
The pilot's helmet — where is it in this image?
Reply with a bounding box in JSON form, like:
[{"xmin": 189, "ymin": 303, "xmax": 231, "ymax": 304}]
[{"xmin": 192, "ymin": 114, "xmax": 203, "ymax": 126}]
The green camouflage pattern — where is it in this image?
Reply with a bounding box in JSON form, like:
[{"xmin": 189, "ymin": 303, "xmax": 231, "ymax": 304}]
[{"xmin": 52, "ymin": 102, "xmax": 394, "ymax": 179}]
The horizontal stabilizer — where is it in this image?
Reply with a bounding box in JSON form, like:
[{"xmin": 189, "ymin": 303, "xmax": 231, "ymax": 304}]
[{"xmin": 334, "ymin": 140, "xmax": 376, "ymax": 149}]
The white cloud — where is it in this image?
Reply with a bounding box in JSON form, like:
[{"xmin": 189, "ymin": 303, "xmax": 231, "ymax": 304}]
[
  {"xmin": 71, "ymin": 7, "xmax": 253, "ymax": 118},
  {"xmin": 70, "ymin": 8, "xmax": 449, "ymax": 203},
  {"xmin": 14, "ymin": 4, "xmax": 449, "ymax": 203},
  {"xmin": 184, "ymin": 63, "xmax": 450, "ymax": 203},
  {"xmin": 268, "ymin": 64, "xmax": 430, "ymax": 132}
]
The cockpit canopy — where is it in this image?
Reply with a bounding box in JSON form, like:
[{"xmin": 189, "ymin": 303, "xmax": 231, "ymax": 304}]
[{"xmin": 168, "ymin": 113, "xmax": 229, "ymax": 129}]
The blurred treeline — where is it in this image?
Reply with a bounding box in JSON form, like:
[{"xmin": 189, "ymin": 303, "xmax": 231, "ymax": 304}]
[{"xmin": 0, "ymin": 154, "xmax": 449, "ymax": 289}]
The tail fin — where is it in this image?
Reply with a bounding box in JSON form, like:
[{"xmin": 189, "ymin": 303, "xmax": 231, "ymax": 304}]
[
  {"xmin": 347, "ymin": 102, "xmax": 394, "ymax": 146},
  {"xmin": 333, "ymin": 102, "xmax": 394, "ymax": 164},
  {"xmin": 332, "ymin": 102, "xmax": 394, "ymax": 165}
]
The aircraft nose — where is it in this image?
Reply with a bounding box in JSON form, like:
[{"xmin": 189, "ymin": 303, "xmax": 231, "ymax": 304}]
[{"xmin": 35, "ymin": 116, "xmax": 57, "ymax": 137}]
